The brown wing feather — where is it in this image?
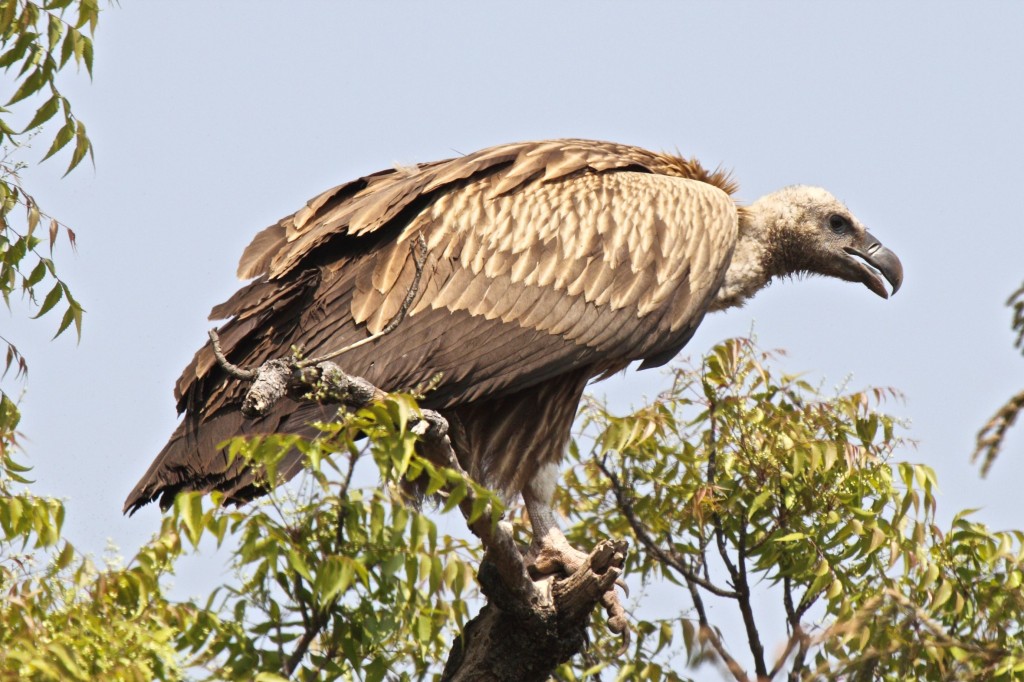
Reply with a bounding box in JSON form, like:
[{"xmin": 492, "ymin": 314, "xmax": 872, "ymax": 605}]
[
  {"xmin": 126, "ymin": 139, "xmax": 739, "ymax": 512},
  {"xmin": 238, "ymin": 139, "xmax": 735, "ymax": 282}
]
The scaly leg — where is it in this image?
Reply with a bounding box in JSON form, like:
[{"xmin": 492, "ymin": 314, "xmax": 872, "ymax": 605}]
[
  {"xmin": 522, "ymin": 462, "xmax": 630, "ymax": 643},
  {"xmin": 523, "ymin": 462, "xmax": 592, "ymax": 576}
]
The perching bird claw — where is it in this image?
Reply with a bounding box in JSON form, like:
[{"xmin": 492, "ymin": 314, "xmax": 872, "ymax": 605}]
[{"xmin": 527, "ymin": 530, "xmax": 632, "ymax": 651}]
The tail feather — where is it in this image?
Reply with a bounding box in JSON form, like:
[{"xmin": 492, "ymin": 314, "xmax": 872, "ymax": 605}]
[{"xmin": 123, "ymin": 399, "xmax": 339, "ymax": 514}]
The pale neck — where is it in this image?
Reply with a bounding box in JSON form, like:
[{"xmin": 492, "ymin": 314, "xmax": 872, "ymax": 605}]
[{"xmin": 708, "ymin": 207, "xmax": 773, "ymax": 312}]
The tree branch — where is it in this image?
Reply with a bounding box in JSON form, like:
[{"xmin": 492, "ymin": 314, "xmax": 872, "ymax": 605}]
[
  {"xmin": 705, "ymin": 394, "xmax": 767, "ymax": 680},
  {"xmin": 214, "ymin": 347, "xmax": 628, "ymax": 680},
  {"xmin": 685, "ymin": 572, "xmax": 750, "ymax": 682},
  {"xmin": 597, "ymin": 457, "xmax": 738, "ymax": 599},
  {"xmin": 734, "ymin": 525, "xmax": 768, "ymax": 679},
  {"xmin": 283, "ymin": 445, "xmax": 361, "ymax": 677},
  {"xmin": 973, "ymin": 387, "xmax": 1024, "ymax": 476}
]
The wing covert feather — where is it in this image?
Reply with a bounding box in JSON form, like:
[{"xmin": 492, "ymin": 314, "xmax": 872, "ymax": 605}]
[
  {"xmin": 356, "ymin": 171, "xmax": 737, "ymax": 378},
  {"xmin": 237, "ymin": 139, "xmax": 736, "ymax": 282}
]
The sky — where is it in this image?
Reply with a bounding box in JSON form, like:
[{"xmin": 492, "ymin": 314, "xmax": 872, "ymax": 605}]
[{"xmin": 6, "ymin": 1, "xmax": 1024, "ymax": 676}]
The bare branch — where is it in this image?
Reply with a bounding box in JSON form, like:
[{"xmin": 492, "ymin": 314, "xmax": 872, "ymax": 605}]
[
  {"xmin": 704, "ymin": 394, "xmax": 766, "ymax": 679},
  {"xmin": 597, "ymin": 457, "xmax": 737, "ymax": 599},
  {"xmin": 733, "ymin": 524, "xmax": 768, "ymax": 679},
  {"xmin": 207, "ymin": 329, "xmax": 257, "ymax": 381},
  {"xmin": 685, "ymin": 574, "xmax": 750, "ymax": 682},
  {"xmin": 283, "ymin": 609, "xmax": 330, "ymax": 677},
  {"xmin": 282, "ymin": 443, "xmax": 364, "ymax": 676},
  {"xmin": 705, "ymin": 398, "xmax": 741, "ymax": 584}
]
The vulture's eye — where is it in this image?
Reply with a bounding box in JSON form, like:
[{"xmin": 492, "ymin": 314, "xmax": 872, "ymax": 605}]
[{"xmin": 828, "ymin": 214, "xmax": 851, "ymax": 233}]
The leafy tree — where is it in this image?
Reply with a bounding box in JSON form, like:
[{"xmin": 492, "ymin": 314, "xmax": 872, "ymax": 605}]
[
  {"xmin": 62, "ymin": 336, "xmax": 1016, "ymax": 681},
  {"xmin": 0, "ymin": 3, "xmax": 194, "ymax": 679},
  {"xmin": 554, "ymin": 338, "xmax": 1024, "ymax": 680},
  {"xmin": 169, "ymin": 397, "xmax": 486, "ymax": 681},
  {"xmin": 1, "ymin": 0, "xmax": 92, "ymax": 362}
]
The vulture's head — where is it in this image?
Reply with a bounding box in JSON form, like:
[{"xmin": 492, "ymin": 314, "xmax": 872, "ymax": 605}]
[{"xmin": 714, "ymin": 185, "xmax": 903, "ymax": 310}]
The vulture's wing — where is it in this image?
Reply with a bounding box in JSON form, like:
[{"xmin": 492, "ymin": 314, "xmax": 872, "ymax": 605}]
[{"xmin": 125, "ymin": 139, "xmax": 738, "ymax": 512}]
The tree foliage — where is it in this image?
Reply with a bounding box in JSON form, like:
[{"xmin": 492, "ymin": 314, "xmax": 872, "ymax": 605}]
[
  {"xmin": 974, "ymin": 282, "xmax": 1024, "ymax": 475},
  {"xmin": 0, "ymin": 4, "xmax": 186, "ymax": 679},
  {"xmin": 0, "ymin": 0, "xmax": 92, "ymax": 569},
  {"xmin": 556, "ymin": 338, "xmax": 1024, "ymax": 681},
  {"xmin": 1, "ymin": 0, "xmax": 94, "ymax": 371},
  {"xmin": 171, "ymin": 397, "xmax": 487, "ymax": 681}
]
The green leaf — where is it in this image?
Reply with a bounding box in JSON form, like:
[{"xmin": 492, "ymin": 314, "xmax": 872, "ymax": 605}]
[
  {"xmin": 47, "ymin": 13, "xmax": 62, "ymax": 51},
  {"xmin": 867, "ymin": 526, "xmax": 887, "ymax": 554},
  {"xmin": 22, "ymin": 94, "xmax": 59, "ymax": 133},
  {"xmin": 32, "ymin": 282, "xmax": 62, "ymax": 318},
  {"xmin": 416, "ymin": 613, "xmax": 432, "ymax": 644},
  {"xmin": 174, "ymin": 493, "xmax": 204, "ymax": 547},
  {"xmin": 0, "ymin": 31, "xmax": 35, "ymax": 70},
  {"xmin": 317, "ymin": 556, "xmax": 355, "ymax": 603},
  {"xmin": 59, "ymin": 26, "xmax": 75, "ymax": 67},
  {"xmin": 40, "ymin": 120, "xmax": 75, "ymax": 162},
  {"xmin": 55, "ymin": 540, "xmax": 75, "ymax": 569},
  {"xmin": 64, "ymin": 119, "xmax": 91, "ymax": 175},
  {"xmin": 81, "ymin": 33, "xmax": 93, "ymax": 77},
  {"xmin": 53, "ymin": 303, "xmax": 76, "ymax": 338},
  {"xmin": 932, "ymin": 580, "xmax": 953, "ymax": 609},
  {"xmin": 747, "ymin": 487, "xmax": 773, "ymax": 520},
  {"xmin": 25, "ymin": 259, "xmax": 48, "ymax": 287},
  {"xmin": 287, "ymin": 549, "xmax": 313, "ymax": 583},
  {"xmin": 6, "ymin": 66, "xmax": 47, "ymax": 106}
]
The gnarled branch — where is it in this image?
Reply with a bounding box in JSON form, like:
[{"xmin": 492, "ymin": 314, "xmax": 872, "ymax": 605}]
[{"xmin": 213, "ymin": 346, "xmax": 628, "ymax": 680}]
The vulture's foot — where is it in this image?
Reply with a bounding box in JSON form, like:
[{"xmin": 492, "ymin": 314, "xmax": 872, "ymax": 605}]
[
  {"xmin": 526, "ymin": 527, "xmax": 631, "ymax": 650},
  {"xmin": 526, "ymin": 525, "xmax": 591, "ymax": 576}
]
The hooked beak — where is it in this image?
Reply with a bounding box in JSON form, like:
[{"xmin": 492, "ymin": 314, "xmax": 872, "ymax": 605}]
[{"xmin": 843, "ymin": 231, "xmax": 903, "ymax": 299}]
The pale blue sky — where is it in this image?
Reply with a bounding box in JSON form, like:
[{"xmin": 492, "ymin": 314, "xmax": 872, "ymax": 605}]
[{"xmin": 7, "ymin": 1, "xmax": 1024, "ymax": 675}]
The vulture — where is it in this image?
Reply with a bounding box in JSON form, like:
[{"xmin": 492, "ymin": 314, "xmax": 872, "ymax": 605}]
[{"xmin": 125, "ymin": 139, "xmax": 902, "ymax": 573}]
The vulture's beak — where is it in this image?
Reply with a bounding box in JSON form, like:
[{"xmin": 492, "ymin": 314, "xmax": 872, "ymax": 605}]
[{"xmin": 843, "ymin": 231, "xmax": 903, "ymax": 299}]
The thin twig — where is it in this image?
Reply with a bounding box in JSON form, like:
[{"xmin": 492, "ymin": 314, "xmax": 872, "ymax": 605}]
[
  {"xmin": 597, "ymin": 457, "xmax": 737, "ymax": 599},
  {"xmin": 705, "ymin": 397, "xmax": 740, "ymax": 583},
  {"xmin": 735, "ymin": 524, "xmax": 768, "ymax": 679},
  {"xmin": 765, "ymin": 629, "xmax": 807, "ymax": 680},
  {"xmin": 704, "ymin": 390, "xmax": 767, "ymax": 679},
  {"xmin": 283, "ymin": 438, "xmax": 363, "ymax": 675},
  {"xmin": 685, "ymin": 575, "xmax": 750, "ymax": 682},
  {"xmin": 300, "ymin": 233, "xmax": 428, "ymax": 367},
  {"xmin": 206, "ymin": 233, "xmax": 428, "ymax": 382},
  {"xmin": 283, "ymin": 609, "xmax": 329, "ymax": 677},
  {"xmin": 207, "ymin": 329, "xmax": 257, "ymax": 380}
]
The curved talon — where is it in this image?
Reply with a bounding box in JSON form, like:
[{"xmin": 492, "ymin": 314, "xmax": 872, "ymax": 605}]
[
  {"xmin": 613, "ymin": 627, "xmax": 631, "ymax": 657},
  {"xmin": 601, "ymin": 590, "xmax": 631, "ymax": 655},
  {"xmin": 525, "ymin": 530, "xmax": 633, "ymax": 656}
]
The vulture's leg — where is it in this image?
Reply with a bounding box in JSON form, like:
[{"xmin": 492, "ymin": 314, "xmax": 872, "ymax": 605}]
[
  {"xmin": 523, "ymin": 462, "xmax": 630, "ymax": 639},
  {"xmin": 522, "ymin": 462, "xmax": 591, "ymax": 575}
]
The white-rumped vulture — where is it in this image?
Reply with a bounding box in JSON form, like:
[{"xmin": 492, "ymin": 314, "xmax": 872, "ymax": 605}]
[{"xmin": 125, "ymin": 139, "xmax": 902, "ymax": 571}]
